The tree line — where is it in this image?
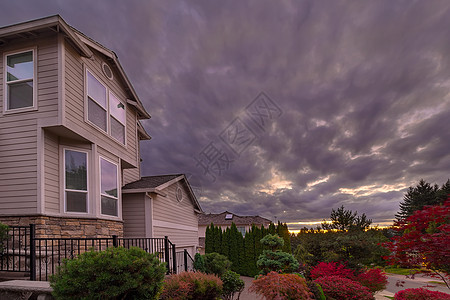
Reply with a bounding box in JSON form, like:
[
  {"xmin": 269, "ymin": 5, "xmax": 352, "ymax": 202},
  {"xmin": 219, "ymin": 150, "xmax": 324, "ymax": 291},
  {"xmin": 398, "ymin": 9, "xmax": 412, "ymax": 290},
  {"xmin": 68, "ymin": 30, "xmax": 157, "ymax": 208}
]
[{"xmin": 205, "ymin": 221, "xmax": 291, "ymax": 277}]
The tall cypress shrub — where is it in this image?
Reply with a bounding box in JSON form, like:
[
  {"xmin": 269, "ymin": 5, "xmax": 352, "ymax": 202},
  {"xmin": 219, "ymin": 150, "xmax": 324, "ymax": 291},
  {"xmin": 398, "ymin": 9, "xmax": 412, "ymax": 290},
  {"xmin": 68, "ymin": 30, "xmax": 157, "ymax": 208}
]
[{"xmin": 205, "ymin": 224, "xmax": 214, "ymax": 254}]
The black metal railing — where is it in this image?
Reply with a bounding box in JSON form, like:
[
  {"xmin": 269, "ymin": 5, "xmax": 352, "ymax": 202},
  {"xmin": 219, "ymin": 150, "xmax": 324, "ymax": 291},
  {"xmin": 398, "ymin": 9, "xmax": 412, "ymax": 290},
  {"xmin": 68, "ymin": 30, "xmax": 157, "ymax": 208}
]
[
  {"xmin": 33, "ymin": 235, "xmax": 115, "ymax": 281},
  {"xmin": 176, "ymin": 249, "xmax": 194, "ymax": 272},
  {"xmin": 0, "ymin": 225, "xmax": 31, "ymax": 274},
  {"xmin": 0, "ymin": 224, "xmax": 196, "ymax": 280}
]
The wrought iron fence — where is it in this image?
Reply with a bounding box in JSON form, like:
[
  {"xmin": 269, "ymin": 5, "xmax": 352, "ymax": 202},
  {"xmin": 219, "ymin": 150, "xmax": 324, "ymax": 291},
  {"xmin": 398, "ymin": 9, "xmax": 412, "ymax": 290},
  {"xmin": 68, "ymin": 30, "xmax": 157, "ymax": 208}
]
[
  {"xmin": 0, "ymin": 225, "xmax": 31, "ymax": 274},
  {"xmin": 0, "ymin": 224, "xmax": 194, "ymax": 281},
  {"xmin": 176, "ymin": 249, "xmax": 194, "ymax": 272}
]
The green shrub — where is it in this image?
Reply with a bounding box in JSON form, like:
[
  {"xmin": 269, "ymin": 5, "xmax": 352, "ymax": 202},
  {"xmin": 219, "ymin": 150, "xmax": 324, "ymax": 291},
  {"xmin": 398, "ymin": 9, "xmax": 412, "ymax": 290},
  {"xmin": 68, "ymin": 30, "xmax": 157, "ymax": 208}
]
[
  {"xmin": 221, "ymin": 270, "xmax": 244, "ymax": 300},
  {"xmin": 160, "ymin": 271, "xmax": 223, "ymax": 300},
  {"xmin": 307, "ymin": 281, "xmax": 326, "ymax": 300},
  {"xmin": 204, "ymin": 252, "xmax": 232, "ymax": 277},
  {"xmin": 194, "ymin": 253, "xmax": 206, "ymax": 272},
  {"xmin": 257, "ymin": 234, "xmax": 299, "ymax": 275},
  {"xmin": 50, "ymin": 247, "xmax": 166, "ymax": 300}
]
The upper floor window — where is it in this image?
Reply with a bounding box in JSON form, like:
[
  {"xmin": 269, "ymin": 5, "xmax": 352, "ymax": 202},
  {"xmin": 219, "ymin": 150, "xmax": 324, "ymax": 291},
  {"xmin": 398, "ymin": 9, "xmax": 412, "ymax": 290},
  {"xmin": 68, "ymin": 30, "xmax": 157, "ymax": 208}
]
[
  {"xmin": 100, "ymin": 157, "xmax": 118, "ymax": 216},
  {"xmin": 86, "ymin": 70, "xmax": 126, "ymax": 144},
  {"xmin": 64, "ymin": 149, "xmax": 88, "ymax": 213},
  {"xmin": 4, "ymin": 49, "xmax": 36, "ymax": 111}
]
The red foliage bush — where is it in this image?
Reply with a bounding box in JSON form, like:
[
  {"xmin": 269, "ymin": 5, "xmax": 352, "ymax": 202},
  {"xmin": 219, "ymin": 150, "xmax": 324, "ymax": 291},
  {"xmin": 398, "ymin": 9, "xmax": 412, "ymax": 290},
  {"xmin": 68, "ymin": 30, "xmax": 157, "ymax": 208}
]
[
  {"xmin": 310, "ymin": 261, "xmax": 355, "ymax": 280},
  {"xmin": 357, "ymin": 268, "xmax": 388, "ymax": 293},
  {"xmin": 160, "ymin": 271, "xmax": 223, "ymax": 300},
  {"xmin": 249, "ymin": 271, "xmax": 313, "ymax": 300},
  {"xmin": 394, "ymin": 288, "xmax": 450, "ymax": 300},
  {"xmin": 314, "ymin": 275, "xmax": 374, "ymax": 300}
]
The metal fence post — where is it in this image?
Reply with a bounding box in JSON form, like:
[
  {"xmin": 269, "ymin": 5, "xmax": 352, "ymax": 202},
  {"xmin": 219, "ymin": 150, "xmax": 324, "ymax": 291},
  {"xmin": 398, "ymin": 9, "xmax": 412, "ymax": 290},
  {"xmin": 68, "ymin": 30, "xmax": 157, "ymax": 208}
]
[
  {"xmin": 184, "ymin": 249, "xmax": 188, "ymax": 272},
  {"xmin": 112, "ymin": 235, "xmax": 118, "ymax": 247},
  {"xmin": 172, "ymin": 244, "xmax": 177, "ymax": 274},
  {"xmin": 164, "ymin": 236, "xmax": 170, "ymax": 274},
  {"xmin": 29, "ymin": 224, "xmax": 36, "ymax": 281}
]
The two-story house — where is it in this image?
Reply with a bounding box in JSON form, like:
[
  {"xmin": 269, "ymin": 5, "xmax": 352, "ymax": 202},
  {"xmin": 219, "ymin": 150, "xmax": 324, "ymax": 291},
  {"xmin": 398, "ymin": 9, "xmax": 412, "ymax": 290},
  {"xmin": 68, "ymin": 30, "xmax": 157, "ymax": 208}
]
[{"xmin": 0, "ymin": 15, "xmax": 202, "ymax": 255}]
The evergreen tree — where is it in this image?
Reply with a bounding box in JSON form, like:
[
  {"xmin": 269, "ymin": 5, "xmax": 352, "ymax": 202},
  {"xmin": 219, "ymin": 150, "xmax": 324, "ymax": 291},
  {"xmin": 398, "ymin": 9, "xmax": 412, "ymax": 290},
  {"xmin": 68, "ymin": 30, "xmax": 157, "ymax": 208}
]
[
  {"xmin": 276, "ymin": 222, "xmax": 292, "ymax": 253},
  {"xmin": 268, "ymin": 222, "xmax": 276, "ymax": 234},
  {"xmin": 395, "ymin": 179, "xmax": 440, "ymax": 221},
  {"xmin": 205, "ymin": 224, "xmax": 214, "ymax": 254},
  {"xmin": 254, "ymin": 225, "xmax": 263, "ymax": 262},
  {"xmin": 221, "ymin": 228, "xmax": 230, "ymax": 257},
  {"xmin": 228, "ymin": 223, "xmax": 240, "ymax": 273},
  {"xmin": 244, "ymin": 226, "xmax": 257, "ymax": 276},
  {"xmin": 213, "ymin": 226, "xmax": 222, "ymax": 253},
  {"xmin": 236, "ymin": 228, "xmax": 245, "ymax": 275}
]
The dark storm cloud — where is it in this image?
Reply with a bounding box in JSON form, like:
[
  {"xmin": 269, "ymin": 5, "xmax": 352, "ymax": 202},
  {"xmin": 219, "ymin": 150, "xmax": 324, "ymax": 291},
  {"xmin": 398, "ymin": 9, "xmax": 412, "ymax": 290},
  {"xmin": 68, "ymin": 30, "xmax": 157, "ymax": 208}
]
[{"xmin": 1, "ymin": 0, "xmax": 449, "ymax": 228}]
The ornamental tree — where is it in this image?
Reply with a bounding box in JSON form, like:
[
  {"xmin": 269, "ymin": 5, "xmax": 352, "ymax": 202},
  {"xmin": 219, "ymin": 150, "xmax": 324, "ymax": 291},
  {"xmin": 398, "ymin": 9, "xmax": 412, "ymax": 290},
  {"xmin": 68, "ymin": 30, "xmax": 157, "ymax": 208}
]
[{"xmin": 384, "ymin": 199, "xmax": 450, "ymax": 289}]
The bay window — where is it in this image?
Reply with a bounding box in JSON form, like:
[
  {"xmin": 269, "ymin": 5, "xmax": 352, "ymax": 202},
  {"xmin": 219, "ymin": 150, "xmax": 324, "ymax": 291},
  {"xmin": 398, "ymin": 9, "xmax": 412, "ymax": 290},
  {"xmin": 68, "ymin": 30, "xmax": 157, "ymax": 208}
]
[
  {"xmin": 4, "ymin": 49, "xmax": 36, "ymax": 111},
  {"xmin": 100, "ymin": 157, "xmax": 118, "ymax": 216},
  {"xmin": 64, "ymin": 149, "xmax": 88, "ymax": 213}
]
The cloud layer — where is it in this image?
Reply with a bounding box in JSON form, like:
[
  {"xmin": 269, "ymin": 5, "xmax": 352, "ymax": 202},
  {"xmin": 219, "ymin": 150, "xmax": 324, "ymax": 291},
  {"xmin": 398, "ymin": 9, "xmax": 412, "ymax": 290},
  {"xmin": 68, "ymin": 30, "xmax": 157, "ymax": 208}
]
[{"xmin": 1, "ymin": 0, "xmax": 449, "ymax": 229}]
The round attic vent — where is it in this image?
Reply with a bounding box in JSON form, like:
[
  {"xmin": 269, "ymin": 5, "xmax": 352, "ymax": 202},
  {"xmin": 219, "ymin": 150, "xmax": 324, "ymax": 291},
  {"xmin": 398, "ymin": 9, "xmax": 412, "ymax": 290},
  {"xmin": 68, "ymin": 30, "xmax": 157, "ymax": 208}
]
[
  {"xmin": 102, "ymin": 62, "xmax": 113, "ymax": 80},
  {"xmin": 176, "ymin": 186, "xmax": 183, "ymax": 202}
]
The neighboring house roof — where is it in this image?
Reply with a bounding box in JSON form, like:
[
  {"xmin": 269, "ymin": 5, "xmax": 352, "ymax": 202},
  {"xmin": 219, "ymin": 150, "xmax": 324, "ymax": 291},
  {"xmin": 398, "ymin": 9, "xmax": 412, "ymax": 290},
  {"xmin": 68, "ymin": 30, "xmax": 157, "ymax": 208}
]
[
  {"xmin": 198, "ymin": 211, "xmax": 272, "ymax": 226},
  {"xmin": 0, "ymin": 14, "xmax": 150, "ymax": 121},
  {"xmin": 123, "ymin": 174, "xmax": 203, "ymax": 212}
]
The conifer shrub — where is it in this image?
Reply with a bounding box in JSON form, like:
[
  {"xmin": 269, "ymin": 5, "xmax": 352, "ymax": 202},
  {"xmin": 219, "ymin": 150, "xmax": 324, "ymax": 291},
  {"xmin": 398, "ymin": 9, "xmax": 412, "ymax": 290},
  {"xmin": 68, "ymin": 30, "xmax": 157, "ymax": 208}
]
[
  {"xmin": 221, "ymin": 270, "xmax": 245, "ymax": 300},
  {"xmin": 160, "ymin": 272, "xmax": 223, "ymax": 300},
  {"xmin": 193, "ymin": 252, "xmax": 206, "ymax": 272},
  {"xmin": 257, "ymin": 234, "xmax": 299, "ymax": 275},
  {"xmin": 204, "ymin": 252, "xmax": 232, "ymax": 277},
  {"xmin": 50, "ymin": 247, "xmax": 166, "ymax": 300},
  {"xmin": 394, "ymin": 288, "xmax": 450, "ymax": 300},
  {"xmin": 249, "ymin": 271, "xmax": 313, "ymax": 300},
  {"xmin": 314, "ymin": 275, "xmax": 374, "ymax": 300}
]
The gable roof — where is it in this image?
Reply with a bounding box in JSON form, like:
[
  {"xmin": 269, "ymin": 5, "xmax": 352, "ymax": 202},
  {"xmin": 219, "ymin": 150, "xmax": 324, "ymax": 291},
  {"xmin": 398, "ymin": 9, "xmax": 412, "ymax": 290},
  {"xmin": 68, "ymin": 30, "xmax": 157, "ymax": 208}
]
[
  {"xmin": 198, "ymin": 211, "xmax": 272, "ymax": 226},
  {"xmin": 123, "ymin": 174, "xmax": 203, "ymax": 212},
  {"xmin": 0, "ymin": 15, "xmax": 150, "ymax": 120}
]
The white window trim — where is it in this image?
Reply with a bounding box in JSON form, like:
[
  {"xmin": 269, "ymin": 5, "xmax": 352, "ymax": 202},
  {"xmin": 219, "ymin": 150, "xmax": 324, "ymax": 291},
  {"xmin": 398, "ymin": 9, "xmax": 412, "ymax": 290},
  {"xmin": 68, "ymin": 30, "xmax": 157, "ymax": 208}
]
[
  {"xmin": 63, "ymin": 148, "xmax": 89, "ymax": 214},
  {"xmin": 99, "ymin": 156, "xmax": 120, "ymax": 218},
  {"xmin": 84, "ymin": 68, "xmax": 127, "ymax": 147},
  {"xmin": 3, "ymin": 47, "xmax": 38, "ymax": 114}
]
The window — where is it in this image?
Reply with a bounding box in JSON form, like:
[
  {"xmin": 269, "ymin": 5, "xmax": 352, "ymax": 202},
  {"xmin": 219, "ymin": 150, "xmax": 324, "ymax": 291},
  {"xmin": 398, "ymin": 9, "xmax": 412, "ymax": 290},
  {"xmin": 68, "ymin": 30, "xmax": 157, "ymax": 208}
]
[
  {"xmin": 64, "ymin": 150, "xmax": 88, "ymax": 213},
  {"xmin": 237, "ymin": 226, "xmax": 246, "ymax": 237},
  {"xmin": 100, "ymin": 158, "xmax": 118, "ymax": 216},
  {"xmin": 109, "ymin": 92, "xmax": 126, "ymax": 143},
  {"xmin": 86, "ymin": 70, "xmax": 126, "ymax": 144},
  {"xmin": 4, "ymin": 50, "xmax": 35, "ymax": 111},
  {"xmin": 87, "ymin": 71, "xmax": 107, "ymax": 131}
]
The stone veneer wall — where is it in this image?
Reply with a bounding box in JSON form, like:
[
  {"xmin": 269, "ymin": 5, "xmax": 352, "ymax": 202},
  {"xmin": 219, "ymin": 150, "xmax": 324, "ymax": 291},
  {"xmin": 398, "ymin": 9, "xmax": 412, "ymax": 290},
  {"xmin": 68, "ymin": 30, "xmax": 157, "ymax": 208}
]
[{"xmin": 0, "ymin": 216, "xmax": 123, "ymax": 238}]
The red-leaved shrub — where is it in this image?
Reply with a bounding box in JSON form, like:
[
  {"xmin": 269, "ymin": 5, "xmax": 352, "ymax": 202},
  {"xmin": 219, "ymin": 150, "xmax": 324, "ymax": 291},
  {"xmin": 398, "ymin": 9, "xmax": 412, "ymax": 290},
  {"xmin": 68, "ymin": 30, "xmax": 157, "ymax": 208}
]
[
  {"xmin": 314, "ymin": 275, "xmax": 374, "ymax": 300},
  {"xmin": 357, "ymin": 268, "xmax": 388, "ymax": 293},
  {"xmin": 249, "ymin": 271, "xmax": 313, "ymax": 300},
  {"xmin": 394, "ymin": 288, "xmax": 450, "ymax": 300},
  {"xmin": 310, "ymin": 261, "xmax": 355, "ymax": 280},
  {"xmin": 160, "ymin": 272, "xmax": 223, "ymax": 300}
]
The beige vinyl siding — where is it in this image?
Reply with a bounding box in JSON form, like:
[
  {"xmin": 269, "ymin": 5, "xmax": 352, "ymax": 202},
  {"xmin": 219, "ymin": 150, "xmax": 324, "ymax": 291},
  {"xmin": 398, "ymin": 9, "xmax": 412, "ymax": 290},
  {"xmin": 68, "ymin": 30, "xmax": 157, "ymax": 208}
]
[
  {"xmin": 0, "ymin": 35, "xmax": 59, "ymax": 215},
  {"xmin": 44, "ymin": 130, "xmax": 59, "ymax": 213},
  {"xmin": 152, "ymin": 184, "xmax": 198, "ymax": 228},
  {"xmin": 63, "ymin": 41, "xmax": 139, "ymax": 169},
  {"xmin": 152, "ymin": 183, "xmax": 199, "ymax": 248},
  {"xmin": 153, "ymin": 226, "xmax": 198, "ymax": 247},
  {"xmin": 122, "ymin": 193, "xmax": 146, "ymax": 237},
  {"xmin": 123, "ymin": 168, "xmax": 140, "ymax": 185}
]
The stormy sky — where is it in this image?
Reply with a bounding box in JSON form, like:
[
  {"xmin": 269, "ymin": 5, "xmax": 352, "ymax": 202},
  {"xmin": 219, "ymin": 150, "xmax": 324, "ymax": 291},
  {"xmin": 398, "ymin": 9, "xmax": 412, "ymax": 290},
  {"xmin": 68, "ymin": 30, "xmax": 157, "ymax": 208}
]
[{"xmin": 1, "ymin": 0, "xmax": 449, "ymax": 231}]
